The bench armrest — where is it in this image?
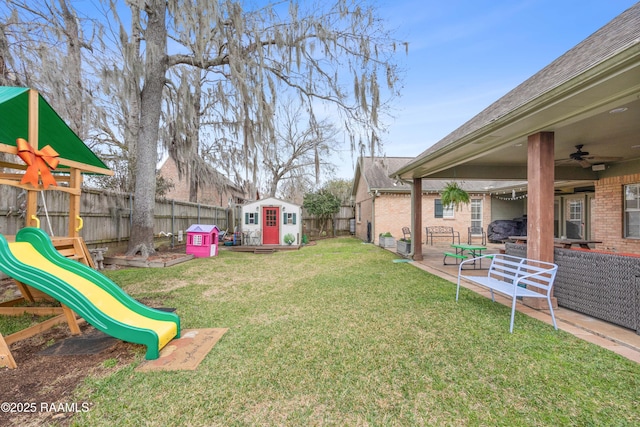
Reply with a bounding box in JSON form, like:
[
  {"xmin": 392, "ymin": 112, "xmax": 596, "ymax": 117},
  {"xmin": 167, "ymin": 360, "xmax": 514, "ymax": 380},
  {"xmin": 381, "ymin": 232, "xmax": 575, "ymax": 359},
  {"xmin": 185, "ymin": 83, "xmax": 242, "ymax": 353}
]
[{"xmin": 511, "ymin": 267, "xmax": 557, "ymax": 290}]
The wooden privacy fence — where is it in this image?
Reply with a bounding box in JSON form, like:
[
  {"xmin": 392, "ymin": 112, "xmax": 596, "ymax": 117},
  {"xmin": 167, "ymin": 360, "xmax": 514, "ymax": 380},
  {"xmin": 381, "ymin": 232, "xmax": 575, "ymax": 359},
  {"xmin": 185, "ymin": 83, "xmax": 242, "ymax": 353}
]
[
  {"xmin": 302, "ymin": 205, "xmax": 355, "ymax": 237},
  {"xmin": 0, "ymin": 186, "xmax": 230, "ymax": 249},
  {"xmin": 1, "ymin": 185, "xmax": 355, "ymax": 246}
]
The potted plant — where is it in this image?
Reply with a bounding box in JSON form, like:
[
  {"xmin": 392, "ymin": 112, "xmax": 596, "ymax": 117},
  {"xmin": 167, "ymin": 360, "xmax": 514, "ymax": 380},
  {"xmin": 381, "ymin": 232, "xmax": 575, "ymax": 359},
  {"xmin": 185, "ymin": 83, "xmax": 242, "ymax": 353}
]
[
  {"xmin": 378, "ymin": 232, "xmax": 395, "ymax": 248},
  {"xmin": 440, "ymin": 181, "xmax": 470, "ymax": 210},
  {"xmin": 284, "ymin": 233, "xmax": 296, "ymax": 245},
  {"xmin": 397, "ymin": 237, "xmax": 411, "ymax": 255}
]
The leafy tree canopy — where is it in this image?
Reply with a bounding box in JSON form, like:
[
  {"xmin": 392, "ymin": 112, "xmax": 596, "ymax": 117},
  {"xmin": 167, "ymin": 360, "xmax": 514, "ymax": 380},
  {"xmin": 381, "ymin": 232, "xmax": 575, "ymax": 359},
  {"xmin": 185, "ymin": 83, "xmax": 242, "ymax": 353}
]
[{"xmin": 303, "ymin": 191, "xmax": 341, "ymax": 219}]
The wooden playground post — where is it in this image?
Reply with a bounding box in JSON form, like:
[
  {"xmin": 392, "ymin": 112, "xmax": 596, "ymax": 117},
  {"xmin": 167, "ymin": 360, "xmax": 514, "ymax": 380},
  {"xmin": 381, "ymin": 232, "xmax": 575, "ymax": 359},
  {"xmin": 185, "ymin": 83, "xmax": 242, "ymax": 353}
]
[
  {"xmin": 68, "ymin": 168, "xmax": 82, "ymax": 237},
  {"xmin": 0, "ymin": 87, "xmax": 113, "ymax": 368}
]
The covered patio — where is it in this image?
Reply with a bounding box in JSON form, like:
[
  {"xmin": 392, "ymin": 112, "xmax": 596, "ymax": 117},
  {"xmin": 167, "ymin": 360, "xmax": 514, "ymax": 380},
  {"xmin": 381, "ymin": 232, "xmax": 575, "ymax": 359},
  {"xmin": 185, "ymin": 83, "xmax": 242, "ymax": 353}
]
[
  {"xmin": 394, "ymin": 5, "xmax": 640, "ymax": 263},
  {"xmin": 386, "ymin": 242, "xmax": 640, "ymax": 363},
  {"xmin": 391, "ymin": 6, "xmax": 640, "ymax": 322}
]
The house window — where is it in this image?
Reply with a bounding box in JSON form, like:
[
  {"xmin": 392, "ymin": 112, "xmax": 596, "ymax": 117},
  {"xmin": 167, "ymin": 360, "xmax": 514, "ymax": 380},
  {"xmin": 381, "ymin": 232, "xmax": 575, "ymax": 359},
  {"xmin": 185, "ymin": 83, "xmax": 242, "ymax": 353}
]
[
  {"xmin": 357, "ymin": 202, "xmax": 361, "ymax": 222},
  {"xmin": 193, "ymin": 234, "xmax": 202, "ymax": 246},
  {"xmin": 568, "ymin": 200, "xmax": 582, "ymax": 221},
  {"xmin": 435, "ymin": 199, "xmax": 454, "ymax": 219},
  {"xmin": 566, "ymin": 198, "xmax": 583, "ymax": 239},
  {"xmin": 471, "ymin": 199, "xmax": 482, "ymax": 229},
  {"xmin": 624, "ymin": 184, "xmax": 640, "ymax": 238}
]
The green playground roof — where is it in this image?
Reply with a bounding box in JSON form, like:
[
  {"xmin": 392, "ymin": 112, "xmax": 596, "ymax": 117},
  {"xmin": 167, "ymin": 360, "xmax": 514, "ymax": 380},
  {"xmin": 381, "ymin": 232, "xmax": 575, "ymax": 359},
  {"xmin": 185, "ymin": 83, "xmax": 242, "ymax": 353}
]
[{"xmin": 0, "ymin": 86, "xmax": 110, "ymax": 173}]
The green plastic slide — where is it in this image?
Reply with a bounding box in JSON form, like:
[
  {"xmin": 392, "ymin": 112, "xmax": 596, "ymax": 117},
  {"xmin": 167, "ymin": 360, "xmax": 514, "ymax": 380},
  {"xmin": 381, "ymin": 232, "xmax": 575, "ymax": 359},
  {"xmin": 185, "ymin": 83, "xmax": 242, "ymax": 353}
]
[{"xmin": 0, "ymin": 228, "xmax": 180, "ymax": 359}]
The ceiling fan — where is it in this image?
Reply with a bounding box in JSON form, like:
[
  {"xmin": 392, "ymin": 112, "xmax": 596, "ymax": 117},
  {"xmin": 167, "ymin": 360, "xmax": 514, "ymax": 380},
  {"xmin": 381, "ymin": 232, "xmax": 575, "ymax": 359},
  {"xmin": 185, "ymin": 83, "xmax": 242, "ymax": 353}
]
[{"xmin": 557, "ymin": 144, "xmax": 622, "ymax": 168}]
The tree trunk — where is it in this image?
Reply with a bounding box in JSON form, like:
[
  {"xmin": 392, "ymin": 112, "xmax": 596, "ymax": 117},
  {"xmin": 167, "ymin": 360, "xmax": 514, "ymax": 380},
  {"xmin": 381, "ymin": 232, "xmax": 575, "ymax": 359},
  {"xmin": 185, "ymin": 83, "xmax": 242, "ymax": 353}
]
[
  {"xmin": 188, "ymin": 75, "xmax": 202, "ymax": 202},
  {"xmin": 127, "ymin": 0, "xmax": 168, "ymax": 257},
  {"xmin": 59, "ymin": 0, "xmax": 84, "ymax": 139}
]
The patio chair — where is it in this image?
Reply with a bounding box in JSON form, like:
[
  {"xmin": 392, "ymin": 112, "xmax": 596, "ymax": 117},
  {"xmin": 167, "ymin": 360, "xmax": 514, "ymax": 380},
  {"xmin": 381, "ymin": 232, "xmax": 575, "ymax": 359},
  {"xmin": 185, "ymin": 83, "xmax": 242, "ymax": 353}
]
[
  {"xmin": 467, "ymin": 226, "xmax": 486, "ymax": 245},
  {"xmin": 402, "ymin": 227, "xmax": 411, "ymax": 241}
]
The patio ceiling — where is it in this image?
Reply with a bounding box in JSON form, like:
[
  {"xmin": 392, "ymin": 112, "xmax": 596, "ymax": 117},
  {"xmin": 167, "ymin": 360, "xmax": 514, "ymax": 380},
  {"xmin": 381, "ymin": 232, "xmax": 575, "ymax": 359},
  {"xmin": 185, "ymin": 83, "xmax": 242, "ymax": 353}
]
[{"xmin": 394, "ymin": 5, "xmax": 640, "ymax": 188}]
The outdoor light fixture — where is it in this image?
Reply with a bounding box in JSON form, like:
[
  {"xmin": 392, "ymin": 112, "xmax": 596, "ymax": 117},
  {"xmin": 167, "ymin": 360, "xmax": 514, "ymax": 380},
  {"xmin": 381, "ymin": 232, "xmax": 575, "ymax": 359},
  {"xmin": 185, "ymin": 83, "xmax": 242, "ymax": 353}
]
[{"xmin": 609, "ymin": 107, "xmax": 628, "ymax": 114}]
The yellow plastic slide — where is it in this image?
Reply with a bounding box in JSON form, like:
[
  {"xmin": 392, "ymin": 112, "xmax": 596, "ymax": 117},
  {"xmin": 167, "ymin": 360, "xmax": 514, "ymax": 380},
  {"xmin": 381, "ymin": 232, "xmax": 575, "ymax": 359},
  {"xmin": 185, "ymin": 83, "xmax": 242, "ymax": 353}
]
[{"xmin": 0, "ymin": 228, "xmax": 179, "ymax": 359}]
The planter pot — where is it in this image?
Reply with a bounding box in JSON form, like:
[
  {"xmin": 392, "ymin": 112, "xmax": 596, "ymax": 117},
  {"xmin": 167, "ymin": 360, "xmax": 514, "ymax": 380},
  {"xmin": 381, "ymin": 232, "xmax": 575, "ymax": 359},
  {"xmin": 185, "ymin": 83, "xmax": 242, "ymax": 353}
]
[
  {"xmin": 397, "ymin": 240, "xmax": 411, "ymax": 254},
  {"xmin": 379, "ymin": 236, "xmax": 396, "ymax": 248}
]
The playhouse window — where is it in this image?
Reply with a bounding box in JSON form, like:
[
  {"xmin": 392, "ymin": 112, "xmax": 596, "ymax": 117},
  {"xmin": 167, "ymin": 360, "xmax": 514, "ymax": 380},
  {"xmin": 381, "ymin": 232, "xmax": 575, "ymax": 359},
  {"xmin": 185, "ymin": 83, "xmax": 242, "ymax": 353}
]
[{"xmin": 193, "ymin": 234, "xmax": 203, "ymax": 246}]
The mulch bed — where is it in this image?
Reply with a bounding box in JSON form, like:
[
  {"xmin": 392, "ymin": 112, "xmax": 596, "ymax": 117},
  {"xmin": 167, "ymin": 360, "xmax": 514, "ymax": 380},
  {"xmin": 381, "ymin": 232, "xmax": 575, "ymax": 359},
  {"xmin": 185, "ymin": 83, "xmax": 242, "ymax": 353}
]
[
  {"xmin": 0, "ymin": 278, "xmax": 141, "ymax": 426},
  {"xmin": 0, "ymin": 321, "xmax": 138, "ymax": 427}
]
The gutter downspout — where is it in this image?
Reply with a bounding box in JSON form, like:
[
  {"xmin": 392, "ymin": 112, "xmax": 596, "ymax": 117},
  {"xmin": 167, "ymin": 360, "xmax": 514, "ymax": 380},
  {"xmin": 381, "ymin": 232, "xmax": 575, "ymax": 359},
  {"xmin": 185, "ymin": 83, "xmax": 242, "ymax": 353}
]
[
  {"xmin": 394, "ymin": 175, "xmax": 419, "ymax": 259},
  {"xmin": 371, "ymin": 189, "xmax": 379, "ymax": 244}
]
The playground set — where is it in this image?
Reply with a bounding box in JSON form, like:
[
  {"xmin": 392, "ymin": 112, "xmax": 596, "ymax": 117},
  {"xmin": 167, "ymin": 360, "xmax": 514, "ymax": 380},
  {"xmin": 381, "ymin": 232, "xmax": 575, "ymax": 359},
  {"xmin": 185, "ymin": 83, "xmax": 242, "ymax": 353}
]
[{"xmin": 0, "ymin": 87, "xmax": 180, "ymax": 368}]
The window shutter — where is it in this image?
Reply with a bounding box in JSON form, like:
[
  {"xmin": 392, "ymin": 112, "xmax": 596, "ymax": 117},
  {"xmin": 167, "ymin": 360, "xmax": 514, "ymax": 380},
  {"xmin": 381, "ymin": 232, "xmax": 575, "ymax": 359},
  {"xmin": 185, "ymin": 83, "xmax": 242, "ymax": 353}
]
[
  {"xmin": 283, "ymin": 212, "xmax": 287, "ymax": 224},
  {"xmin": 255, "ymin": 212, "xmax": 259, "ymax": 224},
  {"xmin": 245, "ymin": 212, "xmax": 249, "ymax": 224},
  {"xmin": 293, "ymin": 213, "xmax": 296, "ymax": 225},
  {"xmin": 435, "ymin": 200, "xmax": 443, "ymax": 218}
]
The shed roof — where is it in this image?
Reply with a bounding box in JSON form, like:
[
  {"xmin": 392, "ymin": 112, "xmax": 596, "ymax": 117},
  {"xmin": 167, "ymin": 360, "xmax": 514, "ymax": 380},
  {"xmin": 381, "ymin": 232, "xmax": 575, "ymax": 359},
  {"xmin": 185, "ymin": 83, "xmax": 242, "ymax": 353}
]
[{"xmin": 242, "ymin": 196, "xmax": 301, "ymax": 208}]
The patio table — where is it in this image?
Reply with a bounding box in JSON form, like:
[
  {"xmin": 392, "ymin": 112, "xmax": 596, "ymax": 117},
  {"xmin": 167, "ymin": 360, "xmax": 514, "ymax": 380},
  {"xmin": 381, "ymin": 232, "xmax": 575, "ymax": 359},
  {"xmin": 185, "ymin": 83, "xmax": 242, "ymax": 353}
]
[
  {"xmin": 509, "ymin": 236, "xmax": 602, "ymax": 249},
  {"xmin": 448, "ymin": 243, "xmax": 488, "ymax": 269}
]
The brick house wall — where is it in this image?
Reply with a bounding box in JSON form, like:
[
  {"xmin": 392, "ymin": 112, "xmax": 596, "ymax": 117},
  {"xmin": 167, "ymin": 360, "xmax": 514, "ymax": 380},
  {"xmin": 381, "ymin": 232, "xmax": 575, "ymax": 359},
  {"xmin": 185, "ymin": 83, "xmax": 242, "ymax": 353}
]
[
  {"xmin": 352, "ymin": 156, "xmax": 517, "ymax": 246},
  {"xmin": 159, "ymin": 156, "xmax": 245, "ymax": 206},
  {"xmin": 372, "ymin": 193, "xmax": 410, "ymax": 241},
  {"xmin": 593, "ymin": 173, "xmax": 640, "ymax": 253},
  {"xmin": 160, "ymin": 155, "xmax": 190, "ymax": 202},
  {"xmin": 371, "ymin": 192, "xmax": 492, "ymax": 245}
]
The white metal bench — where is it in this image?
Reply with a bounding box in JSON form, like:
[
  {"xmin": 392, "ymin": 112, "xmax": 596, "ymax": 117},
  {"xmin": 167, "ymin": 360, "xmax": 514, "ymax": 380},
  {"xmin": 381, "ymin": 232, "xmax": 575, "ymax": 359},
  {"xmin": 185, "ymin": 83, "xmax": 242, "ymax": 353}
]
[{"xmin": 456, "ymin": 254, "xmax": 558, "ymax": 333}]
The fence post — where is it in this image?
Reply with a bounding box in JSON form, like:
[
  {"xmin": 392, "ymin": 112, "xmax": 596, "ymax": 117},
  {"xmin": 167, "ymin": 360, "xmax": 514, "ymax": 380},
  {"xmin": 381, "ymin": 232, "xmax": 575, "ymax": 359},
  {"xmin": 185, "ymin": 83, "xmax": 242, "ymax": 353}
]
[{"xmin": 171, "ymin": 200, "xmax": 175, "ymax": 249}]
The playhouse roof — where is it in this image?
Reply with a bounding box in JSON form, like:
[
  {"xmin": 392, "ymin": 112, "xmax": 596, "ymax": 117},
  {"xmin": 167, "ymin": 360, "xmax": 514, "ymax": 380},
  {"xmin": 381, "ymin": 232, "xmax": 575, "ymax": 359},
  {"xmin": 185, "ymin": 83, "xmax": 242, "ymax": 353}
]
[
  {"xmin": 0, "ymin": 86, "xmax": 109, "ymax": 173},
  {"xmin": 186, "ymin": 224, "xmax": 220, "ymax": 233}
]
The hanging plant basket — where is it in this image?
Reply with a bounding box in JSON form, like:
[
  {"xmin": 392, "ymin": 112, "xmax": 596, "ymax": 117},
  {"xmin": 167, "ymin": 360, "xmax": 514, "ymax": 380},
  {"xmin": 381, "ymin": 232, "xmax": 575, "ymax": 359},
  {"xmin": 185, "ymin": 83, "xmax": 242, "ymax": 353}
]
[{"xmin": 440, "ymin": 181, "xmax": 470, "ymax": 210}]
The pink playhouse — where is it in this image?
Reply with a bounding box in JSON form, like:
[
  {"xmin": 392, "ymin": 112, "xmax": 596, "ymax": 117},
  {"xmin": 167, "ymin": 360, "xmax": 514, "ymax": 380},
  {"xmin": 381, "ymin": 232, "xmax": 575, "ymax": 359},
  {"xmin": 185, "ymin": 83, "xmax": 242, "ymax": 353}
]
[{"xmin": 186, "ymin": 224, "xmax": 220, "ymax": 258}]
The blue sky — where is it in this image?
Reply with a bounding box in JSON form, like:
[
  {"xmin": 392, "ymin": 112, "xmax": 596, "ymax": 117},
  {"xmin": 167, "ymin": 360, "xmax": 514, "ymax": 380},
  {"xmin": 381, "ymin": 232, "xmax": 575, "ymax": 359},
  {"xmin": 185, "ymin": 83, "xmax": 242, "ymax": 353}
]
[{"xmin": 330, "ymin": 0, "xmax": 639, "ymax": 179}]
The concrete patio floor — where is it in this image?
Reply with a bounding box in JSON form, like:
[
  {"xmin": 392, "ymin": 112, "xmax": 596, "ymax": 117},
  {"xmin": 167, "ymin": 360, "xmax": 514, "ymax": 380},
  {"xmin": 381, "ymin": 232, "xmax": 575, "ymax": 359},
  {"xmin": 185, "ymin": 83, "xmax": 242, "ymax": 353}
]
[{"xmin": 388, "ymin": 242, "xmax": 640, "ymax": 364}]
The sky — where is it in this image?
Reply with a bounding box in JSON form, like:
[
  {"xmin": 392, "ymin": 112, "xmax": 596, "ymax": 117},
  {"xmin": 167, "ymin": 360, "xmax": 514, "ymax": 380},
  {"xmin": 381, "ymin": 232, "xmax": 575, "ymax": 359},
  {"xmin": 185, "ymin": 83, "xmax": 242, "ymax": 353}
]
[{"xmin": 329, "ymin": 0, "xmax": 640, "ymax": 180}]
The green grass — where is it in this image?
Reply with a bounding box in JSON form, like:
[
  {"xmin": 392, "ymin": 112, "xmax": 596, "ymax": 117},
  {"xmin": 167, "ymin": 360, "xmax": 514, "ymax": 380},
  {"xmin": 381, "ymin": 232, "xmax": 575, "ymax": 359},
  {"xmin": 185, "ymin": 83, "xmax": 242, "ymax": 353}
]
[
  {"xmin": 0, "ymin": 312, "xmax": 56, "ymax": 336},
  {"xmin": 73, "ymin": 238, "xmax": 640, "ymax": 426}
]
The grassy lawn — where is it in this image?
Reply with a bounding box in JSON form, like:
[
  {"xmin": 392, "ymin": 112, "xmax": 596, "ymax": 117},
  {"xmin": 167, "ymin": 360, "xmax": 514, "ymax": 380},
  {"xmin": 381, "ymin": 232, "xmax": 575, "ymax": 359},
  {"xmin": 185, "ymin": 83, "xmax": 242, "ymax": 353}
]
[{"xmin": 74, "ymin": 237, "xmax": 639, "ymax": 426}]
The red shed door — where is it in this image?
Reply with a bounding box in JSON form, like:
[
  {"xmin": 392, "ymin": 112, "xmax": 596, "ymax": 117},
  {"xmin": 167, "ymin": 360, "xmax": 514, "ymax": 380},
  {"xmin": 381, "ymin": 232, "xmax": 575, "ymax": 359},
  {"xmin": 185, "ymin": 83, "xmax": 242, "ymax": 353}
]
[{"xmin": 262, "ymin": 207, "xmax": 280, "ymax": 245}]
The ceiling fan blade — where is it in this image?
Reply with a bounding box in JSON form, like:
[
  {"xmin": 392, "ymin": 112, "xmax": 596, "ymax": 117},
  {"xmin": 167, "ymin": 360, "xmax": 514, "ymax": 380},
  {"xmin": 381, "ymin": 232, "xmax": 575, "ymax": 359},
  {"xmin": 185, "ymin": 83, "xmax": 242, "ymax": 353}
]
[
  {"xmin": 578, "ymin": 159, "xmax": 592, "ymax": 168},
  {"xmin": 584, "ymin": 156, "xmax": 623, "ymax": 162}
]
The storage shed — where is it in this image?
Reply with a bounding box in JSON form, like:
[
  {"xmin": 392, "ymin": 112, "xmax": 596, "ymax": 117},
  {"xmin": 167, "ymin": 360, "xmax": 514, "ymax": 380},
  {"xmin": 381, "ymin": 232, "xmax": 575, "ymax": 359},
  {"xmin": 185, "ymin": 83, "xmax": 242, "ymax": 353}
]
[
  {"xmin": 186, "ymin": 224, "xmax": 220, "ymax": 257},
  {"xmin": 240, "ymin": 197, "xmax": 302, "ymax": 245}
]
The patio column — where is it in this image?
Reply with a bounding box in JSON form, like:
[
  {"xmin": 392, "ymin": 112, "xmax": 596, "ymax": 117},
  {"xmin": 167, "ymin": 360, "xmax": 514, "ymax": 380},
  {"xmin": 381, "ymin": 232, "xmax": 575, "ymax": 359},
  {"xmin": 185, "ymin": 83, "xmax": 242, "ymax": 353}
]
[
  {"xmin": 527, "ymin": 132, "xmax": 555, "ymax": 262},
  {"xmin": 412, "ymin": 178, "xmax": 423, "ymax": 261},
  {"xmin": 526, "ymin": 132, "xmax": 557, "ymax": 308}
]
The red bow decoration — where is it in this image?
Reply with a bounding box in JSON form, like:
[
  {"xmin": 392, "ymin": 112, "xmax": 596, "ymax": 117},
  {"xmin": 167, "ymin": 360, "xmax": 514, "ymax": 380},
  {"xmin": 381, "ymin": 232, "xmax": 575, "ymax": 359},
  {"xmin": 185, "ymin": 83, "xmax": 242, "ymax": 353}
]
[{"xmin": 16, "ymin": 138, "xmax": 59, "ymax": 189}]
